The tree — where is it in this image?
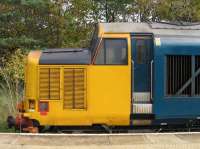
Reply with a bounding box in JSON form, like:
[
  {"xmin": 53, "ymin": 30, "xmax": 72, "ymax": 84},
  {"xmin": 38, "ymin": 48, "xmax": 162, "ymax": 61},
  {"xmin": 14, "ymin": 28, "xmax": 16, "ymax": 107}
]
[
  {"xmin": 92, "ymin": 0, "xmax": 133, "ymax": 22},
  {"xmin": 155, "ymin": 0, "xmax": 200, "ymax": 22}
]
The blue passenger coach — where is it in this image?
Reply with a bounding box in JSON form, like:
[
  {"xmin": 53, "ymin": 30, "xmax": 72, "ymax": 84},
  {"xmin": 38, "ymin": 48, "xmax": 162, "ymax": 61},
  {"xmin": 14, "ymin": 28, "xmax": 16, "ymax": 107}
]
[
  {"xmin": 104, "ymin": 22, "xmax": 200, "ymax": 126},
  {"xmin": 154, "ymin": 31, "xmax": 200, "ymax": 120}
]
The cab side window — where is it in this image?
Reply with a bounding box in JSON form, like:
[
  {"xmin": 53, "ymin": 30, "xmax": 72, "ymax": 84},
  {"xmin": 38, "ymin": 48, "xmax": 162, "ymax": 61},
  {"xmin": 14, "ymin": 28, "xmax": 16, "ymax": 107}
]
[{"xmin": 95, "ymin": 38, "xmax": 128, "ymax": 65}]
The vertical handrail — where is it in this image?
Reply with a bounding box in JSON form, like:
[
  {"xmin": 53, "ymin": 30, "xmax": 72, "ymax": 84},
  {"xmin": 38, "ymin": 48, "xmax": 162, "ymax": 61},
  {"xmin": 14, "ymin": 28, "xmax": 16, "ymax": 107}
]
[
  {"xmin": 131, "ymin": 60, "xmax": 134, "ymax": 100},
  {"xmin": 91, "ymin": 34, "xmax": 103, "ymax": 64},
  {"xmin": 131, "ymin": 60, "xmax": 134, "ymax": 114},
  {"xmin": 151, "ymin": 60, "xmax": 154, "ymax": 100}
]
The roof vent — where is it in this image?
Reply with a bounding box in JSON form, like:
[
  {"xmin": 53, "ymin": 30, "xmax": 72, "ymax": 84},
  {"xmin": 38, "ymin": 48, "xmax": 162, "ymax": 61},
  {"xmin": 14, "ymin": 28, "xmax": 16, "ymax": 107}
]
[{"xmin": 43, "ymin": 48, "xmax": 84, "ymax": 53}]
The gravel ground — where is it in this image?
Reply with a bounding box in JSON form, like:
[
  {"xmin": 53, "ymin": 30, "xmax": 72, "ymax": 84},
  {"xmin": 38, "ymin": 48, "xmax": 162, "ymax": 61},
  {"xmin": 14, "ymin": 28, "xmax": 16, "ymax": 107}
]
[{"xmin": 1, "ymin": 132, "xmax": 200, "ymax": 149}]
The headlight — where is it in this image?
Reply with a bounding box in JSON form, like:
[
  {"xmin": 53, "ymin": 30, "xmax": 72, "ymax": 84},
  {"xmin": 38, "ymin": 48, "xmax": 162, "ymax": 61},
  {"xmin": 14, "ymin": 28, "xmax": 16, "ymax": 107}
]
[{"xmin": 29, "ymin": 100, "xmax": 35, "ymax": 111}]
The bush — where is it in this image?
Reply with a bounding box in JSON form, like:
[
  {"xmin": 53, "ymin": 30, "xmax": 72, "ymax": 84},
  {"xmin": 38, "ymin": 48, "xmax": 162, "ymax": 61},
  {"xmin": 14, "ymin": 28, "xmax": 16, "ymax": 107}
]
[{"xmin": 0, "ymin": 49, "xmax": 26, "ymax": 124}]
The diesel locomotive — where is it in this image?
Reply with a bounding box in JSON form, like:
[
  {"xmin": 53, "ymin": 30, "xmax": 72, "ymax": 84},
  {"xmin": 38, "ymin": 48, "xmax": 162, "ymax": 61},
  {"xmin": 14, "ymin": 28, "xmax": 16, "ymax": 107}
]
[{"xmin": 7, "ymin": 22, "xmax": 200, "ymax": 132}]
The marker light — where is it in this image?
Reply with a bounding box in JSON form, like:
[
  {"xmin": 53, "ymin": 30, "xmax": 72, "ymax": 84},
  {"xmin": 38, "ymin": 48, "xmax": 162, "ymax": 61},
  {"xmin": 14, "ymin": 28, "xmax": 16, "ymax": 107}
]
[{"xmin": 29, "ymin": 100, "xmax": 35, "ymax": 111}]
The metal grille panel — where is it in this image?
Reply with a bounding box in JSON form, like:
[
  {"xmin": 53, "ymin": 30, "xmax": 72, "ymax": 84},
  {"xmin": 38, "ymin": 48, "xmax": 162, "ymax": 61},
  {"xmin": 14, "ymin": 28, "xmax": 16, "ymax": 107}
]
[
  {"xmin": 63, "ymin": 68, "xmax": 86, "ymax": 109},
  {"xmin": 49, "ymin": 68, "xmax": 60, "ymax": 100},
  {"xmin": 195, "ymin": 56, "xmax": 200, "ymax": 95},
  {"xmin": 166, "ymin": 56, "xmax": 192, "ymax": 96},
  {"xmin": 39, "ymin": 68, "xmax": 50, "ymax": 99},
  {"xmin": 39, "ymin": 68, "xmax": 60, "ymax": 100}
]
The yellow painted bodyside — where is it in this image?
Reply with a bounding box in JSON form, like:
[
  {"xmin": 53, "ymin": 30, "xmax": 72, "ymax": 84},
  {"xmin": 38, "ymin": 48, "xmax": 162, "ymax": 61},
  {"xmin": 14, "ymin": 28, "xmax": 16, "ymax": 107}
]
[
  {"xmin": 24, "ymin": 33, "xmax": 131, "ymax": 126},
  {"xmin": 24, "ymin": 51, "xmax": 41, "ymax": 110}
]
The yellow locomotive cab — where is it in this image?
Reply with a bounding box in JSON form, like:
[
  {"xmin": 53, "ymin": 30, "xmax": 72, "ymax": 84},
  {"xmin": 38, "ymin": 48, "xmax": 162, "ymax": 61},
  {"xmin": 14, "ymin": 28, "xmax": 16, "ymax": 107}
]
[{"xmin": 15, "ymin": 24, "xmax": 132, "ymax": 132}]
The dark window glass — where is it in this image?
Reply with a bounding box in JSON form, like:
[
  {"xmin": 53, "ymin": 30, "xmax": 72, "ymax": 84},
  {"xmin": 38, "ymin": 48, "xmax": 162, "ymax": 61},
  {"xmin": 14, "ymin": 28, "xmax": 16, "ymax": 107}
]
[
  {"xmin": 136, "ymin": 39, "xmax": 151, "ymax": 64},
  {"xmin": 95, "ymin": 38, "xmax": 128, "ymax": 65}
]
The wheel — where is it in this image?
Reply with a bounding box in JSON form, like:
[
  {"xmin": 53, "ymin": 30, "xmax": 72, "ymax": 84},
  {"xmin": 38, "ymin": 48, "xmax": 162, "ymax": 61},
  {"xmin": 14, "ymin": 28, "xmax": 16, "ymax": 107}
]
[{"xmin": 32, "ymin": 119, "xmax": 42, "ymax": 133}]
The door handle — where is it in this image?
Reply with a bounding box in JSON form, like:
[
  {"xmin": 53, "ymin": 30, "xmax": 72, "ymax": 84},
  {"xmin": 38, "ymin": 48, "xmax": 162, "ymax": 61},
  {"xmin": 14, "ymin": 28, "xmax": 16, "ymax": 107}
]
[
  {"xmin": 131, "ymin": 60, "xmax": 134, "ymax": 94},
  {"xmin": 151, "ymin": 60, "xmax": 154, "ymax": 100}
]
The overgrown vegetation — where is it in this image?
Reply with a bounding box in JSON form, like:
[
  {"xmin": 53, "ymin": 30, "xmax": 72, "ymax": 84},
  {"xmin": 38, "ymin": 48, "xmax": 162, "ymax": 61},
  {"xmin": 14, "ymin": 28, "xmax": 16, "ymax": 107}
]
[
  {"xmin": 0, "ymin": 49, "xmax": 26, "ymax": 132},
  {"xmin": 0, "ymin": 0, "xmax": 200, "ymax": 131},
  {"xmin": 0, "ymin": 49, "xmax": 25, "ymax": 118}
]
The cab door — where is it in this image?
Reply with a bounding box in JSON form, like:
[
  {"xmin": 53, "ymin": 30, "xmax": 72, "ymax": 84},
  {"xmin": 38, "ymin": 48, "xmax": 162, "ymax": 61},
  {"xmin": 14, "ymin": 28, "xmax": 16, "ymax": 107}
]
[
  {"xmin": 131, "ymin": 35, "xmax": 153, "ymax": 102},
  {"xmin": 130, "ymin": 35, "xmax": 154, "ymax": 125},
  {"xmin": 89, "ymin": 34, "xmax": 131, "ymax": 125}
]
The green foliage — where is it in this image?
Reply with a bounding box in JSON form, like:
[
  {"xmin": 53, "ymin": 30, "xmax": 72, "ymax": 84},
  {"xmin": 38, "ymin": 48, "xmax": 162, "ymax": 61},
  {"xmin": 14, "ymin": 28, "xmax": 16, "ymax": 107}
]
[
  {"xmin": 1, "ymin": 0, "xmax": 198, "ymax": 52},
  {"xmin": 0, "ymin": 36, "xmax": 41, "ymax": 49},
  {"xmin": 0, "ymin": 49, "xmax": 25, "ymax": 130},
  {"xmin": 0, "ymin": 121, "xmax": 15, "ymax": 132},
  {"xmin": 0, "ymin": 49, "xmax": 26, "ymax": 120},
  {"xmin": 155, "ymin": 0, "xmax": 200, "ymax": 22},
  {"xmin": 0, "ymin": 49, "xmax": 26, "ymax": 81}
]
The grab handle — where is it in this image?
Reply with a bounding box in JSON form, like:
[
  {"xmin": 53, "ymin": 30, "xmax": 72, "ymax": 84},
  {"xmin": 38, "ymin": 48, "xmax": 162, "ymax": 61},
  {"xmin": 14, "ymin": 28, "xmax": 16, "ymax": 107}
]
[
  {"xmin": 131, "ymin": 60, "xmax": 134, "ymax": 98},
  {"xmin": 151, "ymin": 60, "xmax": 154, "ymax": 100}
]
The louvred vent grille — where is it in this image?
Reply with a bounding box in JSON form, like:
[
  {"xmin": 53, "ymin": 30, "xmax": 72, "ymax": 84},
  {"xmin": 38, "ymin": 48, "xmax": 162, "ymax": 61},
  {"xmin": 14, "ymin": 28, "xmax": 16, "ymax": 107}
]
[
  {"xmin": 63, "ymin": 68, "xmax": 86, "ymax": 109},
  {"xmin": 39, "ymin": 68, "xmax": 60, "ymax": 100}
]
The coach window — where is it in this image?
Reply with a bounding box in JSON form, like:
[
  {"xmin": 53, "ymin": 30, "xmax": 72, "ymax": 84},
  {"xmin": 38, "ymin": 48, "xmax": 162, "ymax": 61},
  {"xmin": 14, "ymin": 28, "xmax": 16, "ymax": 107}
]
[{"xmin": 95, "ymin": 38, "xmax": 128, "ymax": 65}]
